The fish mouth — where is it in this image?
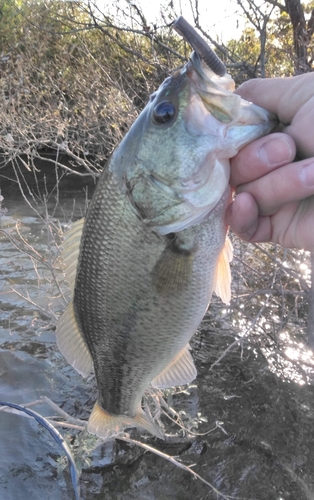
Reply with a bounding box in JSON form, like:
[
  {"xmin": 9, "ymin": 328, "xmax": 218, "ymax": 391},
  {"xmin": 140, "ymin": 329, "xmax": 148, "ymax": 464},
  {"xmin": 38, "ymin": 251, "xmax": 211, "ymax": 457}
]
[
  {"xmin": 189, "ymin": 50, "xmax": 225, "ymax": 80},
  {"xmin": 183, "ymin": 51, "xmax": 278, "ymax": 152},
  {"xmin": 173, "ymin": 16, "xmax": 277, "ymax": 142}
]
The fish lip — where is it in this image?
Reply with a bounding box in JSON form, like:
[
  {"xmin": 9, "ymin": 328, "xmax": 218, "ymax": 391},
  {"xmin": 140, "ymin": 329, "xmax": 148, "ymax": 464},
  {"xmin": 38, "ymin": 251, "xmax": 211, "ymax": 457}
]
[
  {"xmin": 188, "ymin": 51, "xmax": 208, "ymax": 82},
  {"xmin": 186, "ymin": 51, "xmax": 230, "ymax": 88},
  {"xmin": 181, "ymin": 51, "xmax": 211, "ymax": 87}
]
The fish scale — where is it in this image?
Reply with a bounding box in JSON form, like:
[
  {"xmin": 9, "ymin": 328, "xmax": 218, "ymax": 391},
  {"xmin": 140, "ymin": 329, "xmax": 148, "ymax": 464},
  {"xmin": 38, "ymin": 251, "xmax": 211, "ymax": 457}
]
[{"xmin": 77, "ymin": 174, "xmax": 225, "ymax": 408}]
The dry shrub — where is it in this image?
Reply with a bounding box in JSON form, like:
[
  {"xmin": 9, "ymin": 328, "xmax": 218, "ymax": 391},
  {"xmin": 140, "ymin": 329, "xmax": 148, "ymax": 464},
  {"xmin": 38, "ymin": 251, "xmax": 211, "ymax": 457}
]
[{"xmin": 0, "ymin": 0, "xmax": 183, "ymax": 177}]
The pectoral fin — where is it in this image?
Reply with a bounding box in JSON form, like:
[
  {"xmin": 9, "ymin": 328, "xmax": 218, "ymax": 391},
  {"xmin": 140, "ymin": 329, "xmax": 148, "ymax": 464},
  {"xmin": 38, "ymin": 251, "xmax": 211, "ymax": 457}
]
[
  {"xmin": 152, "ymin": 236, "xmax": 195, "ymax": 295},
  {"xmin": 87, "ymin": 402, "xmax": 164, "ymax": 440},
  {"xmin": 151, "ymin": 345, "xmax": 197, "ymax": 388},
  {"xmin": 213, "ymin": 235, "xmax": 233, "ymax": 304},
  {"xmin": 56, "ymin": 301, "xmax": 93, "ymax": 377}
]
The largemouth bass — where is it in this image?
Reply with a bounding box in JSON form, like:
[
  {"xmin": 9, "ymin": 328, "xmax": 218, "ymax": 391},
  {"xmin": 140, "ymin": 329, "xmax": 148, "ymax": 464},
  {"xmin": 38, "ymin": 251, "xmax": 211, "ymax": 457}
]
[{"xmin": 57, "ymin": 51, "xmax": 276, "ymax": 439}]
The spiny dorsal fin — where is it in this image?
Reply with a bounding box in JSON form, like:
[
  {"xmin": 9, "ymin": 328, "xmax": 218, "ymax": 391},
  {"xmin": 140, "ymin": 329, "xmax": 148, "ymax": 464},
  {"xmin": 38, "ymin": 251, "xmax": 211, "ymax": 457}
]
[
  {"xmin": 152, "ymin": 236, "xmax": 196, "ymax": 295},
  {"xmin": 59, "ymin": 218, "xmax": 85, "ymax": 292},
  {"xmin": 87, "ymin": 401, "xmax": 164, "ymax": 440},
  {"xmin": 56, "ymin": 300, "xmax": 93, "ymax": 377},
  {"xmin": 151, "ymin": 344, "xmax": 197, "ymax": 389},
  {"xmin": 213, "ymin": 235, "xmax": 233, "ymax": 305}
]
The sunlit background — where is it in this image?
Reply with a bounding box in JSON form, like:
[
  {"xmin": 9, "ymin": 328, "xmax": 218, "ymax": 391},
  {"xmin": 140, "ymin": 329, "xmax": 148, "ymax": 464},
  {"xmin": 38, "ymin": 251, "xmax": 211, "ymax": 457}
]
[{"xmin": 1, "ymin": 1, "xmax": 314, "ymax": 497}]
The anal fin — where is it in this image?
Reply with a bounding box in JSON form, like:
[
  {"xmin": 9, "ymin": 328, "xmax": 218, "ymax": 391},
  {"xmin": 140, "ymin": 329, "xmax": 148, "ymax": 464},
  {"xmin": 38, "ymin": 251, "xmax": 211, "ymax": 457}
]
[{"xmin": 151, "ymin": 344, "xmax": 197, "ymax": 389}]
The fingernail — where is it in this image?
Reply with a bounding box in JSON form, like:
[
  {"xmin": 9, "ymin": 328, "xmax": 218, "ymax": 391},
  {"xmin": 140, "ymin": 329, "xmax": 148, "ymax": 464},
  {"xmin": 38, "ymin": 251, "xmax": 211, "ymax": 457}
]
[
  {"xmin": 299, "ymin": 162, "xmax": 314, "ymax": 186},
  {"xmin": 258, "ymin": 137, "xmax": 292, "ymax": 166}
]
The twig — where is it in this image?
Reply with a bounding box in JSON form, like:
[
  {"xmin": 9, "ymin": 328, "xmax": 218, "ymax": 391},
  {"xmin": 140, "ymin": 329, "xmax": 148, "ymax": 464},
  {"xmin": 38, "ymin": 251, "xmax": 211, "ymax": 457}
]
[
  {"xmin": 253, "ymin": 243, "xmax": 310, "ymax": 292},
  {"xmin": 10, "ymin": 286, "xmax": 57, "ymax": 320},
  {"xmin": 117, "ymin": 436, "xmax": 237, "ymax": 500},
  {"xmin": 38, "ymin": 396, "xmax": 87, "ymax": 426}
]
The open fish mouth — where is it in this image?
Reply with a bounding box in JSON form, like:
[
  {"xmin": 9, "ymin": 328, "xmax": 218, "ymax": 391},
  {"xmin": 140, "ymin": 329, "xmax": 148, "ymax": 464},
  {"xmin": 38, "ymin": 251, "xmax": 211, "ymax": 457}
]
[
  {"xmin": 186, "ymin": 50, "xmax": 277, "ymax": 130},
  {"xmin": 172, "ymin": 17, "xmax": 277, "ymax": 134}
]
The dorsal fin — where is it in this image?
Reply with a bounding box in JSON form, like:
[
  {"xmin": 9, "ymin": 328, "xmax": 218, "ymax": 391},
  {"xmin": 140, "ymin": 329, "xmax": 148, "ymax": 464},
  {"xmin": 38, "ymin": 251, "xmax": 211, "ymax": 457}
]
[
  {"xmin": 59, "ymin": 218, "xmax": 85, "ymax": 292},
  {"xmin": 213, "ymin": 235, "xmax": 233, "ymax": 304},
  {"xmin": 151, "ymin": 344, "xmax": 197, "ymax": 388},
  {"xmin": 56, "ymin": 301, "xmax": 93, "ymax": 377}
]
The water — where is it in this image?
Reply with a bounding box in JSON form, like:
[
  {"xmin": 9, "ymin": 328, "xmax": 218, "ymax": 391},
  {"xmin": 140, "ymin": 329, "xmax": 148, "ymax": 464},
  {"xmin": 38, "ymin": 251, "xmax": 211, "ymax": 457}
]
[
  {"xmin": 0, "ymin": 187, "xmax": 92, "ymax": 500},
  {"xmin": 1, "ymin": 179, "xmax": 314, "ymax": 500}
]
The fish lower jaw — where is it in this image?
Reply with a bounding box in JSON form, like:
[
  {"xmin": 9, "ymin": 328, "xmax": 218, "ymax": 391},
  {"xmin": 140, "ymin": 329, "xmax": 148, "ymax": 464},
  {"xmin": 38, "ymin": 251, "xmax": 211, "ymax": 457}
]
[{"xmin": 226, "ymin": 120, "xmax": 278, "ymax": 150}]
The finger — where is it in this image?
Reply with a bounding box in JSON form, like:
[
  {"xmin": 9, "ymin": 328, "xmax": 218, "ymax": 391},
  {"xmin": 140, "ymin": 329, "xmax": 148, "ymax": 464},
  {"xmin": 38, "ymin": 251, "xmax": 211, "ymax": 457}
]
[
  {"xmin": 225, "ymin": 192, "xmax": 260, "ymax": 240},
  {"xmin": 237, "ymin": 158, "xmax": 314, "ymax": 216},
  {"xmin": 230, "ymin": 133, "xmax": 296, "ymax": 187},
  {"xmin": 235, "ymin": 74, "xmax": 314, "ymax": 125},
  {"xmin": 226, "ymin": 193, "xmax": 296, "ymax": 246},
  {"xmin": 245, "ymin": 200, "xmax": 312, "ymax": 249},
  {"xmin": 285, "ymin": 100, "xmax": 314, "ymax": 158}
]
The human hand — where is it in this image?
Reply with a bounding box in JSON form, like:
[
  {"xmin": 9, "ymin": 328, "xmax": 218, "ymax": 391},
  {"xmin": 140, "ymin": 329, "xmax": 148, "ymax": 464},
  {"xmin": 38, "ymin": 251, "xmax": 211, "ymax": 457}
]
[{"xmin": 227, "ymin": 74, "xmax": 314, "ymax": 251}]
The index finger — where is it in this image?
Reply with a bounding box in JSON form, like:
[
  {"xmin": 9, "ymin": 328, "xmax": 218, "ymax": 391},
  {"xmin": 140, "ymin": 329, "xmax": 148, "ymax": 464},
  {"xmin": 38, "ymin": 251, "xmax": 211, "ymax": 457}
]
[{"xmin": 235, "ymin": 73, "xmax": 314, "ymax": 125}]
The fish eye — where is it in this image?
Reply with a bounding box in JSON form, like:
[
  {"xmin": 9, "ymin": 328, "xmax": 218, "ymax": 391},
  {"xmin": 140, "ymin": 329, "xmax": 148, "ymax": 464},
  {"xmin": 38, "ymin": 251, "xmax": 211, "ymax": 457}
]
[{"xmin": 153, "ymin": 101, "xmax": 176, "ymax": 124}]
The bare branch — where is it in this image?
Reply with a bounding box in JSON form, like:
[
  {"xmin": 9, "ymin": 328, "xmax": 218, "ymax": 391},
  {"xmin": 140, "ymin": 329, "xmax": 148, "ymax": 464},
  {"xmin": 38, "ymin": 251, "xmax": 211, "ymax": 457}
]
[
  {"xmin": 265, "ymin": 0, "xmax": 288, "ymax": 13},
  {"xmin": 117, "ymin": 436, "xmax": 235, "ymax": 500}
]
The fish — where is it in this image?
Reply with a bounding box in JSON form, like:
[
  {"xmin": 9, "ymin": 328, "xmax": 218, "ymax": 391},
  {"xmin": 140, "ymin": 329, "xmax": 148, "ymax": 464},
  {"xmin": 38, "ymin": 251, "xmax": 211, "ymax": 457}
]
[{"xmin": 56, "ymin": 50, "xmax": 277, "ymax": 440}]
